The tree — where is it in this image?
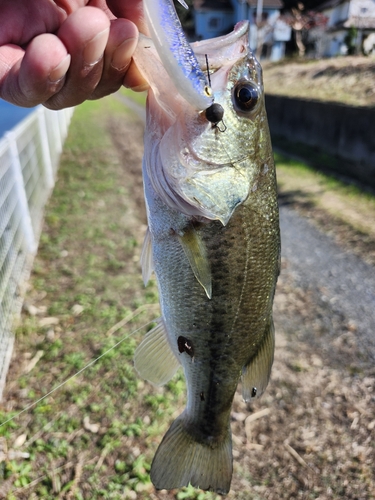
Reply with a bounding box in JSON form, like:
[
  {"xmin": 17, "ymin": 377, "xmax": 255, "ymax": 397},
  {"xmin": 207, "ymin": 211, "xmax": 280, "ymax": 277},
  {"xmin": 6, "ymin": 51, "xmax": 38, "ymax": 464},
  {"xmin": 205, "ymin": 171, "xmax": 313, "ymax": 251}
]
[
  {"xmin": 283, "ymin": 2, "xmax": 328, "ymax": 56},
  {"xmin": 344, "ymin": 26, "xmax": 358, "ymax": 55}
]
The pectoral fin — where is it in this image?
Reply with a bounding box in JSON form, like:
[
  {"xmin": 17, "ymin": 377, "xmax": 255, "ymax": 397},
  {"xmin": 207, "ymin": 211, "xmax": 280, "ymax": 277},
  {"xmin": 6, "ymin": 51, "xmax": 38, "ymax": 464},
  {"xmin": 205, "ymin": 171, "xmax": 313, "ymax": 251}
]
[
  {"xmin": 141, "ymin": 227, "xmax": 154, "ymax": 286},
  {"xmin": 241, "ymin": 318, "xmax": 275, "ymax": 402},
  {"xmin": 134, "ymin": 318, "xmax": 180, "ymax": 386},
  {"xmin": 178, "ymin": 226, "xmax": 212, "ymax": 299}
]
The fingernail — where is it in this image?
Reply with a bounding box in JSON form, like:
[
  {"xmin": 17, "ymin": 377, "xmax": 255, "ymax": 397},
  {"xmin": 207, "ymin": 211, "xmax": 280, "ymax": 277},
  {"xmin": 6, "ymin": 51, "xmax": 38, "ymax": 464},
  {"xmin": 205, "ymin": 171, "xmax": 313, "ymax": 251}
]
[
  {"xmin": 83, "ymin": 28, "xmax": 110, "ymax": 66},
  {"xmin": 111, "ymin": 37, "xmax": 138, "ymax": 71},
  {"xmin": 49, "ymin": 54, "xmax": 71, "ymax": 83}
]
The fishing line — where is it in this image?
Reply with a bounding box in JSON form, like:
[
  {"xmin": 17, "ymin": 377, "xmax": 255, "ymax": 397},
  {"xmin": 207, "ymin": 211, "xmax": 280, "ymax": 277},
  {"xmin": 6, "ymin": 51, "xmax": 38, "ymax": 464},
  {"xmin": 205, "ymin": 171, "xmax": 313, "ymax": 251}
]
[
  {"xmin": 5, "ymin": 304, "xmax": 186, "ymax": 497},
  {"xmin": 205, "ymin": 54, "xmax": 212, "ymax": 88},
  {"xmin": 0, "ymin": 314, "xmax": 158, "ymax": 429}
]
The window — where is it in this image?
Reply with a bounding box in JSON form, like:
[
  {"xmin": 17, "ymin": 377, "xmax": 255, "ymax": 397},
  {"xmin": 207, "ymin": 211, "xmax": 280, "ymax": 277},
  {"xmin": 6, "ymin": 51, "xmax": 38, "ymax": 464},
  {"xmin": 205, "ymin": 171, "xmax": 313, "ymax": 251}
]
[{"xmin": 208, "ymin": 17, "xmax": 220, "ymax": 30}]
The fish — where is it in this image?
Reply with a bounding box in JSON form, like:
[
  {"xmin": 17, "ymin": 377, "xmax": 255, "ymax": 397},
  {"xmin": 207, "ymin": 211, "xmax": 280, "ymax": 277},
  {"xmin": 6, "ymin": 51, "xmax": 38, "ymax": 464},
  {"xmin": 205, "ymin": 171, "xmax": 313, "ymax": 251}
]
[{"xmin": 133, "ymin": 0, "xmax": 280, "ymax": 494}]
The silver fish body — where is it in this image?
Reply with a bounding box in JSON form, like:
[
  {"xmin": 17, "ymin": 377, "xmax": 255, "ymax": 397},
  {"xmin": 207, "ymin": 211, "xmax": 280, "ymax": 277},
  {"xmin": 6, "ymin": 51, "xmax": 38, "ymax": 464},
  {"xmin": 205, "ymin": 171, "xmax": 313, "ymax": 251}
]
[{"xmin": 134, "ymin": 15, "xmax": 280, "ymax": 495}]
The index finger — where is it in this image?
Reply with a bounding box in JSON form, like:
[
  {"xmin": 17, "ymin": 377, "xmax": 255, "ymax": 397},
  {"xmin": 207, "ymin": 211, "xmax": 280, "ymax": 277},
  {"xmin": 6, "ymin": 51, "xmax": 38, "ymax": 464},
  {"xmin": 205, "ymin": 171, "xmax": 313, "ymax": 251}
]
[{"xmin": 105, "ymin": 0, "xmax": 149, "ymax": 35}]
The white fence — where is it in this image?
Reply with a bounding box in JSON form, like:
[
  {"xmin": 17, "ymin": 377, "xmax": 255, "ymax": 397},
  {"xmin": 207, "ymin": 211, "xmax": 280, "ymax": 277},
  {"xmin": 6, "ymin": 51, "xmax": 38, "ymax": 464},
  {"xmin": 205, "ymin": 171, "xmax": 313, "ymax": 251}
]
[{"xmin": 0, "ymin": 106, "xmax": 74, "ymax": 398}]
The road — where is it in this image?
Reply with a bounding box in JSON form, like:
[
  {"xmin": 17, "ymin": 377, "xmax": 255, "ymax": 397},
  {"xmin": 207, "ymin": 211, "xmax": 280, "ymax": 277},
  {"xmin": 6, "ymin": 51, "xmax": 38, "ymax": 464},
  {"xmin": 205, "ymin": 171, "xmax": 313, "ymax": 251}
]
[{"xmin": 278, "ymin": 204, "xmax": 375, "ymax": 363}]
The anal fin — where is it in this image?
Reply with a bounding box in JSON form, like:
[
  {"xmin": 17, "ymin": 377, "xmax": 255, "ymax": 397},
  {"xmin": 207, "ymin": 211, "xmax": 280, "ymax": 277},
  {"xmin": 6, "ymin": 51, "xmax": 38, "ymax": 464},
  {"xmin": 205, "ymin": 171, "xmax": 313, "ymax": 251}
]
[
  {"xmin": 151, "ymin": 413, "xmax": 232, "ymax": 495},
  {"xmin": 241, "ymin": 317, "xmax": 275, "ymax": 402},
  {"xmin": 134, "ymin": 318, "xmax": 180, "ymax": 386},
  {"xmin": 178, "ymin": 226, "xmax": 212, "ymax": 299}
]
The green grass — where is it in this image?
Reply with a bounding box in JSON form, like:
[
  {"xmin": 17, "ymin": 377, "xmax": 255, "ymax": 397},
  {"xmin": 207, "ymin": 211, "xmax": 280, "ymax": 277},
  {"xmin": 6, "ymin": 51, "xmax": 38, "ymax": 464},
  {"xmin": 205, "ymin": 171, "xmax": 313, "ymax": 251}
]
[
  {"xmin": 275, "ymin": 151, "xmax": 375, "ymax": 239},
  {"xmin": 263, "ymin": 57, "xmax": 375, "ymax": 107},
  {"xmin": 120, "ymin": 87, "xmax": 147, "ymax": 107},
  {"xmin": 0, "ymin": 96, "xmax": 206, "ymax": 499}
]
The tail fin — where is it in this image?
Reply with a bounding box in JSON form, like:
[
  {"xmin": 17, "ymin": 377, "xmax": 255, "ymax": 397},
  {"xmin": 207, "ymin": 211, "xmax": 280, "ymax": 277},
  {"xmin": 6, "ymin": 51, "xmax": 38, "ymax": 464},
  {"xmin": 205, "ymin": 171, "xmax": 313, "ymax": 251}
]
[{"xmin": 150, "ymin": 413, "xmax": 232, "ymax": 495}]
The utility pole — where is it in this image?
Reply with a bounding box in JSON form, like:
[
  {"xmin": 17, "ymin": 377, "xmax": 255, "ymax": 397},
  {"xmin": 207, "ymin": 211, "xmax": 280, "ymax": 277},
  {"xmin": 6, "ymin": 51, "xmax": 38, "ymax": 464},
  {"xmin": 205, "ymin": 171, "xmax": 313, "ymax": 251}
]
[
  {"xmin": 256, "ymin": 0, "xmax": 263, "ymax": 24},
  {"xmin": 256, "ymin": 0, "xmax": 264, "ymax": 57}
]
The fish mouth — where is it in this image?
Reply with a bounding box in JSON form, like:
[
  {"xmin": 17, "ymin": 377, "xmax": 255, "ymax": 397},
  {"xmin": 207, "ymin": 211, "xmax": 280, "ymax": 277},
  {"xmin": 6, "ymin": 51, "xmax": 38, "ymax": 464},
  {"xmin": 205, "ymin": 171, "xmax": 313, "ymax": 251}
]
[
  {"xmin": 192, "ymin": 21, "xmax": 249, "ymax": 50},
  {"xmin": 143, "ymin": 20, "xmax": 262, "ymax": 225},
  {"xmin": 192, "ymin": 21, "xmax": 250, "ymax": 72}
]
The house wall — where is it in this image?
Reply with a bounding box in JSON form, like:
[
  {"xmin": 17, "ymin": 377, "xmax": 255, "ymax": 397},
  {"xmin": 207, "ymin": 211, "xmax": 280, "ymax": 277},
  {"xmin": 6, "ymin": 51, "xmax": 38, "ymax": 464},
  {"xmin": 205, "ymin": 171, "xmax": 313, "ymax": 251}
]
[
  {"xmin": 321, "ymin": 30, "xmax": 348, "ymax": 56},
  {"xmin": 349, "ymin": 0, "xmax": 375, "ymax": 18},
  {"xmin": 231, "ymin": 1, "xmax": 247, "ymax": 21},
  {"xmin": 194, "ymin": 10, "xmax": 235, "ymax": 39},
  {"xmin": 249, "ymin": 9, "xmax": 280, "ymax": 47},
  {"xmin": 247, "ymin": 7, "xmax": 280, "ymax": 25},
  {"xmin": 321, "ymin": 0, "xmax": 375, "ymax": 56},
  {"xmin": 330, "ymin": 1, "xmax": 350, "ymax": 25},
  {"xmin": 324, "ymin": 7, "xmax": 335, "ymax": 27},
  {"xmin": 266, "ymin": 94, "xmax": 375, "ymax": 187}
]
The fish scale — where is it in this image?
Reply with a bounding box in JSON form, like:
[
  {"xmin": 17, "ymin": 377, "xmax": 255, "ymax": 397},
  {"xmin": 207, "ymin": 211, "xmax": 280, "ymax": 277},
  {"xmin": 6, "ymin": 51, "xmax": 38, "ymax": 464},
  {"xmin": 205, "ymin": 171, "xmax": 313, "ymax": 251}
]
[
  {"xmin": 133, "ymin": 3, "xmax": 280, "ymax": 493},
  {"xmin": 138, "ymin": 153, "xmax": 279, "ymax": 493}
]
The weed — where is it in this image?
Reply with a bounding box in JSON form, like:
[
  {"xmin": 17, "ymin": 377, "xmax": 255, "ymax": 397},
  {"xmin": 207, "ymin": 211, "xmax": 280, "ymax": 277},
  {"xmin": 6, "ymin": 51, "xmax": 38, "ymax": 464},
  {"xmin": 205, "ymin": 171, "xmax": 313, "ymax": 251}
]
[
  {"xmin": 275, "ymin": 151, "xmax": 375, "ymax": 243},
  {"xmin": 177, "ymin": 485, "xmax": 221, "ymax": 500}
]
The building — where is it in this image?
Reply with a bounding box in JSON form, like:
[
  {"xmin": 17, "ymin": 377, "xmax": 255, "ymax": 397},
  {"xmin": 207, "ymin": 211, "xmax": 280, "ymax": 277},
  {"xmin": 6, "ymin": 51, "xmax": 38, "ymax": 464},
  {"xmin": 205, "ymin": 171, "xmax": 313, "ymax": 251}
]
[
  {"xmin": 316, "ymin": 0, "xmax": 375, "ymax": 56},
  {"xmin": 234, "ymin": 0, "xmax": 290, "ymax": 59},
  {"xmin": 192, "ymin": 0, "xmax": 235, "ymax": 39},
  {"xmin": 193, "ymin": 0, "xmax": 291, "ymax": 60}
]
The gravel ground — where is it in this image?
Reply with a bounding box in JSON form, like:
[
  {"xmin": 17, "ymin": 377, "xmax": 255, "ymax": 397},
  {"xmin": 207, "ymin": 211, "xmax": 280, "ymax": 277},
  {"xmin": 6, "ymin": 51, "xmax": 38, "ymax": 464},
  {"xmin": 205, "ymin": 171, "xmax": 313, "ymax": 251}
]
[
  {"xmin": 224, "ymin": 202, "xmax": 375, "ymax": 499},
  {"xmin": 278, "ymin": 204, "xmax": 375, "ymax": 364}
]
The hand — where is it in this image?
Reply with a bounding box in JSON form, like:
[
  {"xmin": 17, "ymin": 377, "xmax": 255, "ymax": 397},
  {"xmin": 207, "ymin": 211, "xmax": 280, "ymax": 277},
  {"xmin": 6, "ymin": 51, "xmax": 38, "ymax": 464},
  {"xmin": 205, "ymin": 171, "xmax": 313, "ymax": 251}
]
[{"xmin": 0, "ymin": 0, "xmax": 149, "ymax": 109}]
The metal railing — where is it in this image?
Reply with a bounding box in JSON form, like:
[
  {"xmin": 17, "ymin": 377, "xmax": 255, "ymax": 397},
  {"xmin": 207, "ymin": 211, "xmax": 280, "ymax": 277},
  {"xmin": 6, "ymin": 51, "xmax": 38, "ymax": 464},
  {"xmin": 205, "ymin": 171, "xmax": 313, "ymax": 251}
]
[{"xmin": 0, "ymin": 106, "xmax": 74, "ymax": 398}]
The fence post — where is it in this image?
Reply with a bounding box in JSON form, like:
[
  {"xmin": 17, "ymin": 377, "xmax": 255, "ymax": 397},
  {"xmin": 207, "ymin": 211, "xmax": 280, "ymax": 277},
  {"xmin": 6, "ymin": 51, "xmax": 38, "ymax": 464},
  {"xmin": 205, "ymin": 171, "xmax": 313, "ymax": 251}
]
[
  {"xmin": 37, "ymin": 107, "xmax": 55, "ymax": 190},
  {"xmin": 5, "ymin": 130, "xmax": 37, "ymax": 255},
  {"xmin": 50, "ymin": 109, "xmax": 63, "ymax": 161}
]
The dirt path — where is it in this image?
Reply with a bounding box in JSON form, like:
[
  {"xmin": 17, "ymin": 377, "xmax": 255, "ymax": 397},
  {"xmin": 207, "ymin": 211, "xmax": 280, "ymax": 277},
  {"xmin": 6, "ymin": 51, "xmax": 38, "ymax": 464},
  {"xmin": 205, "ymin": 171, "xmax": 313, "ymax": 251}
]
[{"xmin": 278, "ymin": 204, "xmax": 375, "ymax": 362}]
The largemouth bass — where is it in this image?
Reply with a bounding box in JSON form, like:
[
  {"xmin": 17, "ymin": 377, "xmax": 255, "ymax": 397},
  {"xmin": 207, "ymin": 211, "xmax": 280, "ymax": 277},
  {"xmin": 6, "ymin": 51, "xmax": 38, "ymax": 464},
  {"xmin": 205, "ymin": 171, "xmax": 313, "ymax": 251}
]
[{"xmin": 133, "ymin": 1, "xmax": 280, "ymax": 494}]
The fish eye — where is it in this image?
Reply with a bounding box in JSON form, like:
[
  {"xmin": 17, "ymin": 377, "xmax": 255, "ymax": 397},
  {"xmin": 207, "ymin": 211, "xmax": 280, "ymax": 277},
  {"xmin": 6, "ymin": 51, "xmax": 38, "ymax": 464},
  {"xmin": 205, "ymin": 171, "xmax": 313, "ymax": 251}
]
[{"xmin": 232, "ymin": 80, "xmax": 259, "ymax": 113}]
